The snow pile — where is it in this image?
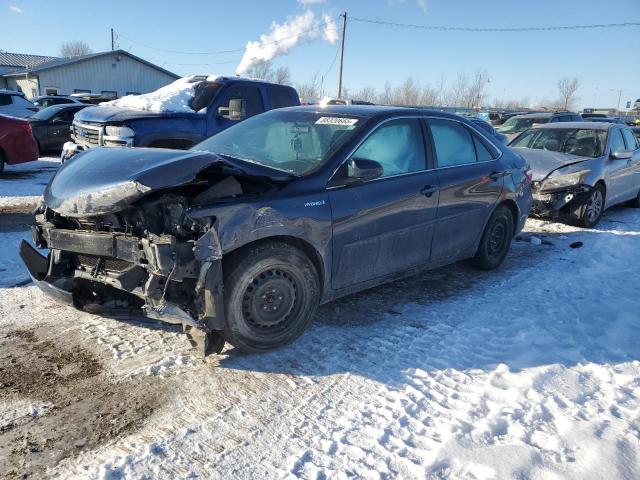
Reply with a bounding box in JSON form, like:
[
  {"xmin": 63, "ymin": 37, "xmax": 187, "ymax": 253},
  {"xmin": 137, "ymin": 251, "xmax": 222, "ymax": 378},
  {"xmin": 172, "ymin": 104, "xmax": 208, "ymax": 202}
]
[
  {"xmin": 100, "ymin": 75, "xmax": 221, "ymax": 113},
  {"xmin": 2, "ymin": 208, "xmax": 640, "ymax": 479}
]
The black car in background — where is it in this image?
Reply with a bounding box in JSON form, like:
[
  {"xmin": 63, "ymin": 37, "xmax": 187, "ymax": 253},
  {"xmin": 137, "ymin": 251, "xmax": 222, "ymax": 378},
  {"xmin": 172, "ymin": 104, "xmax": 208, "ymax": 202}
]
[
  {"xmin": 28, "ymin": 104, "xmax": 89, "ymax": 152},
  {"xmin": 21, "ymin": 106, "xmax": 533, "ymax": 354},
  {"xmin": 32, "ymin": 95, "xmax": 85, "ymax": 108}
]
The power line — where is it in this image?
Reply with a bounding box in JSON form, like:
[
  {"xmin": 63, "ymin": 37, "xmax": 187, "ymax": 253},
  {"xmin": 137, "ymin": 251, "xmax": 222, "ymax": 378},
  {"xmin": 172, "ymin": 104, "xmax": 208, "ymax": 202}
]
[
  {"xmin": 116, "ymin": 16, "xmax": 340, "ymax": 56},
  {"xmin": 349, "ymin": 16, "xmax": 640, "ymax": 32}
]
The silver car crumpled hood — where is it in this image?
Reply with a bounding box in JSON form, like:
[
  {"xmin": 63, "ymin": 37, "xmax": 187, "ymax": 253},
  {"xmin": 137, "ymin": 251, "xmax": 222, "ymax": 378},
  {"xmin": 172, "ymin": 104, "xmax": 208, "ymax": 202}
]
[{"xmin": 510, "ymin": 147, "xmax": 590, "ymax": 182}]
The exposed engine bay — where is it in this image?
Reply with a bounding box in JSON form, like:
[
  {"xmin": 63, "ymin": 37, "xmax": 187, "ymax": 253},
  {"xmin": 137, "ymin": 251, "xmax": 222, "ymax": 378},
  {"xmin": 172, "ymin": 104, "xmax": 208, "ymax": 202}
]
[{"xmin": 22, "ymin": 168, "xmax": 274, "ymax": 355}]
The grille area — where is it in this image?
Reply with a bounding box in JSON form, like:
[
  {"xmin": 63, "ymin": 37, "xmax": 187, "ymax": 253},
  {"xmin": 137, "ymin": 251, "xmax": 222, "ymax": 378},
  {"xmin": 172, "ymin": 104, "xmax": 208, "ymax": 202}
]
[
  {"xmin": 75, "ymin": 254, "xmax": 133, "ymax": 272},
  {"xmin": 73, "ymin": 122, "xmax": 101, "ymax": 146}
]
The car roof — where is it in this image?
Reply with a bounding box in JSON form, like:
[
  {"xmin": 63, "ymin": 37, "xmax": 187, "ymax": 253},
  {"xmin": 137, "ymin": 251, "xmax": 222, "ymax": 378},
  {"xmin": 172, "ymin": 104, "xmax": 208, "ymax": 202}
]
[
  {"xmin": 0, "ymin": 89, "xmax": 25, "ymax": 95},
  {"xmin": 532, "ymin": 121, "xmax": 614, "ymax": 130},
  {"xmin": 512, "ymin": 112, "xmax": 578, "ymax": 119},
  {"xmin": 279, "ymin": 104, "xmax": 471, "ymax": 120}
]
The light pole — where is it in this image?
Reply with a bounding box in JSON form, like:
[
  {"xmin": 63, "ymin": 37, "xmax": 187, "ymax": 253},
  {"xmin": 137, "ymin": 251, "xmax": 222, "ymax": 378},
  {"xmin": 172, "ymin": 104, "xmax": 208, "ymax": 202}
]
[{"xmin": 611, "ymin": 88, "xmax": 623, "ymax": 113}]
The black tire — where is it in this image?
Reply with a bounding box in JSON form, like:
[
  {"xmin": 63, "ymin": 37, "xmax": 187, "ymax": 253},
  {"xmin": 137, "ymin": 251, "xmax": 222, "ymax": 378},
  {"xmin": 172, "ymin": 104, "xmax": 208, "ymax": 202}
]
[
  {"xmin": 627, "ymin": 189, "xmax": 640, "ymax": 208},
  {"xmin": 572, "ymin": 184, "xmax": 605, "ymax": 228},
  {"xmin": 0, "ymin": 151, "xmax": 5, "ymax": 176},
  {"xmin": 471, "ymin": 205, "xmax": 514, "ymax": 270},
  {"xmin": 223, "ymin": 241, "xmax": 320, "ymax": 352}
]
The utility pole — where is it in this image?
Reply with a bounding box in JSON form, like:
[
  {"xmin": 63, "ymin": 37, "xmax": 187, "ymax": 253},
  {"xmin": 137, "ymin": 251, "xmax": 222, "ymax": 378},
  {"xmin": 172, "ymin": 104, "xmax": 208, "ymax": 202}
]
[
  {"xmin": 610, "ymin": 88, "xmax": 623, "ymax": 113},
  {"xmin": 337, "ymin": 12, "xmax": 347, "ymax": 99},
  {"xmin": 111, "ymin": 28, "xmax": 115, "ymax": 51}
]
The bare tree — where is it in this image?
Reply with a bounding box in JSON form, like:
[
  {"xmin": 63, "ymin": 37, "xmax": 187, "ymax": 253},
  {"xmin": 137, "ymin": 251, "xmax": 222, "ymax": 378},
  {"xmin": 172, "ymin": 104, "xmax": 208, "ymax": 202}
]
[
  {"xmin": 296, "ymin": 72, "xmax": 322, "ymax": 99},
  {"xmin": 378, "ymin": 82, "xmax": 394, "ymax": 105},
  {"xmin": 557, "ymin": 77, "xmax": 579, "ymax": 110},
  {"xmin": 393, "ymin": 77, "xmax": 421, "ymax": 105},
  {"xmin": 274, "ymin": 66, "xmax": 291, "ymax": 85},
  {"xmin": 468, "ymin": 69, "xmax": 490, "ymax": 109},
  {"xmin": 246, "ymin": 60, "xmax": 274, "ymax": 81},
  {"xmin": 60, "ymin": 40, "xmax": 92, "ymax": 58},
  {"xmin": 353, "ymin": 86, "xmax": 377, "ymax": 103},
  {"xmin": 420, "ymin": 84, "xmax": 438, "ymax": 107}
]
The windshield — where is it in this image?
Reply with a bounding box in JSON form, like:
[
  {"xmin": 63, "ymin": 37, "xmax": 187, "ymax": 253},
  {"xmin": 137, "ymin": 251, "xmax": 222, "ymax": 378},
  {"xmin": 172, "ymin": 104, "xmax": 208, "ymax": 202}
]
[
  {"xmin": 497, "ymin": 117, "xmax": 548, "ymax": 133},
  {"xmin": 31, "ymin": 105, "xmax": 64, "ymax": 120},
  {"xmin": 192, "ymin": 110, "xmax": 363, "ymax": 175},
  {"xmin": 511, "ymin": 128, "xmax": 607, "ymax": 158}
]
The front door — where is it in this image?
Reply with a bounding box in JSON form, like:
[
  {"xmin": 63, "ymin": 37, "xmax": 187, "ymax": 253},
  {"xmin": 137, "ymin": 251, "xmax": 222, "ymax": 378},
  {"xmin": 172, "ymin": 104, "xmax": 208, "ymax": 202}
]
[
  {"xmin": 426, "ymin": 118, "xmax": 504, "ymax": 262},
  {"xmin": 607, "ymin": 128, "xmax": 635, "ymax": 205},
  {"xmin": 328, "ymin": 118, "xmax": 439, "ymax": 290}
]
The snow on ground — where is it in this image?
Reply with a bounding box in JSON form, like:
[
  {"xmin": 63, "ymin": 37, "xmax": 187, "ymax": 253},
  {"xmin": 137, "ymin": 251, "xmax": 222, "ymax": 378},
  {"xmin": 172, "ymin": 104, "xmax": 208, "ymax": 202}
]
[
  {"xmin": 0, "ymin": 230, "xmax": 32, "ymax": 287},
  {"xmin": 0, "ymin": 156, "xmax": 59, "ymax": 203},
  {"xmin": 0, "ymin": 208, "xmax": 639, "ymax": 479},
  {"xmin": 100, "ymin": 75, "xmax": 221, "ymax": 113}
]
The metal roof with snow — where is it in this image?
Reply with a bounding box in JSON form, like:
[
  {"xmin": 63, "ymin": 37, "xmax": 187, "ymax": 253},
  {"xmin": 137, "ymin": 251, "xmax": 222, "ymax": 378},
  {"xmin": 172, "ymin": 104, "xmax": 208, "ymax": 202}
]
[
  {"xmin": 0, "ymin": 52, "xmax": 58, "ymax": 72},
  {"xmin": 1, "ymin": 50, "xmax": 179, "ymax": 79}
]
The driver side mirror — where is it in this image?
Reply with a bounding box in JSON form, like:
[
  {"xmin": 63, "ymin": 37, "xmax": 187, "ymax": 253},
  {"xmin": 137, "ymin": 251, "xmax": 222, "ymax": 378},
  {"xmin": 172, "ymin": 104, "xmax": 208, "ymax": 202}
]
[
  {"xmin": 347, "ymin": 157, "xmax": 384, "ymax": 183},
  {"xmin": 611, "ymin": 150, "xmax": 633, "ymax": 160},
  {"xmin": 218, "ymin": 98, "xmax": 246, "ymax": 121}
]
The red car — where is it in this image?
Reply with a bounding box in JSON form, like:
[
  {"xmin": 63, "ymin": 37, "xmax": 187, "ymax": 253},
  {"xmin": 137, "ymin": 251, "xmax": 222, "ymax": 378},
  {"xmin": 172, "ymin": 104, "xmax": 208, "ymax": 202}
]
[{"xmin": 0, "ymin": 114, "xmax": 39, "ymax": 175}]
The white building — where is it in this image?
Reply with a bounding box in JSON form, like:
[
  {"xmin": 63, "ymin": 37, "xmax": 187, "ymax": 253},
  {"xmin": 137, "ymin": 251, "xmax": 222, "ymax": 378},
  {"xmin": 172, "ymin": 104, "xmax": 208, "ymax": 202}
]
[{"xmin": 0, "ymin": 50, "xmax": 178, "ymax": 99}]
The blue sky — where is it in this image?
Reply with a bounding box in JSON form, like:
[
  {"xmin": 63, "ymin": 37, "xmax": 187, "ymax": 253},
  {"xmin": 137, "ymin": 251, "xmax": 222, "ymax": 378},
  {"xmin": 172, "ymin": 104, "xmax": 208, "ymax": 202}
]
[{"xmin": 1, "ymin": 0, "xmax": 639, "ymax": 108}]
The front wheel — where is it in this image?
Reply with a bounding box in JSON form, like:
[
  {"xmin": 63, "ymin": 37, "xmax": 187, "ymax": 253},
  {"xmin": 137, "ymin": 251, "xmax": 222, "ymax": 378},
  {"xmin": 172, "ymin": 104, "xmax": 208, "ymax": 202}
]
[
  {"xmin": 572, "ymin": 184, "xmax": 605, "ymax": 228},
  {"xmin": 223, "ymin": 242, "xmax": 320, "ymax": 352},
  {"xmin": 471, "ymin": 205, "xmax": 514, "ymax": 270}
]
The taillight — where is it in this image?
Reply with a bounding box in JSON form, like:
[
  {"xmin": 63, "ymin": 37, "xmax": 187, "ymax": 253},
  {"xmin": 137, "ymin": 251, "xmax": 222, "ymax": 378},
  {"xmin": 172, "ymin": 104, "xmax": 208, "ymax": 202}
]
[
  {"xmin": 28, "ymin": 107, "xmax": 39, "ymax": 112},
  {"xmin": 22, "ymin": 122, "xmax": 33, "ymax": 134}
]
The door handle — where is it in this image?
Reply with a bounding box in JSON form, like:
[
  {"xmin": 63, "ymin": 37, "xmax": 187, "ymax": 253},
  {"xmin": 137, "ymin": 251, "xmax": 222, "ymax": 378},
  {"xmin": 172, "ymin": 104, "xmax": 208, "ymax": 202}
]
[
  {"xmin": 420, "ymin": 185, "xmax": 438, "ymax": 197},
  {"xmin": 489, "ymin": 170, "xmax": 509, "ymax": 181}
]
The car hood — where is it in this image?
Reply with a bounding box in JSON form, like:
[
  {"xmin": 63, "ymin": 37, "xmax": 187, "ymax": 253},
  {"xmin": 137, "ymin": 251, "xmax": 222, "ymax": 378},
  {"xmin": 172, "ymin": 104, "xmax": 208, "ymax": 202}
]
[
  {"xmin": 510, "ymin": 148, "xmax": 590, "ymax": 181},
  {"xmin": 43, "ymin": 147, "xmax": 290, "ymax": 217},
  {"xmin": 74, "ymin": 106, "xmax": 199, "ymax": 123}
]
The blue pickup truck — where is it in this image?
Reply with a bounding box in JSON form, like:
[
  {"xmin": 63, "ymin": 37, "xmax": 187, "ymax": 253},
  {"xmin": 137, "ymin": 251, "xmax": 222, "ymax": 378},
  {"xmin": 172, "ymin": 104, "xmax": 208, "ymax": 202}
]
[{"xmin": 63, "ymin": 76, "xmax": 299, "ymax": 158}]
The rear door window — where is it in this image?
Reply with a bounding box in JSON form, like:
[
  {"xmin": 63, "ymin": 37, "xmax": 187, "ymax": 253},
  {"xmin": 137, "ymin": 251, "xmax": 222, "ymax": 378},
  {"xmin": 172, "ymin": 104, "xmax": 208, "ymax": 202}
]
[
  {"xmin": 267, "ymin": 88, "xmax": 294, "ymax": 109},
  {"xmin": 429, "ymin": 119, "xmax": 477, "ymax": 167},
  {"xmin": 352, "ymin": 119, "xmax": 426, "ymax": 177}
]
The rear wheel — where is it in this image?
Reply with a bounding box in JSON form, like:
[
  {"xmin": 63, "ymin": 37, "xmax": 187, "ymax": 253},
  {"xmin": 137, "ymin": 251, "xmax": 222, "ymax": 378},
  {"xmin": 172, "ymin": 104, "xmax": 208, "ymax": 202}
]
[
  {"xmin": 471, "ymin": 205, "xmax": 514, "ymax": 270},
  {"xmin": 223, "ymin": 242, "xmax": 320, "ymax": 352},
  {"xmin": 572, "ymin": 184, "xmax": 605, "ymax": 228}
]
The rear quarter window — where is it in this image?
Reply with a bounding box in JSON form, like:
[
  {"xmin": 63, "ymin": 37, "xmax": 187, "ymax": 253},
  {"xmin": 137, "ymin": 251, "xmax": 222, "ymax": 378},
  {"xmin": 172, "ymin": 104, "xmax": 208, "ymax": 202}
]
[
  {"xmin": 0, "ymin": 94, "xmax": 12, "ymax": 106},
  {"xmin": 267, "ymin": 88, "xmax": 295, "ymax": 109}
]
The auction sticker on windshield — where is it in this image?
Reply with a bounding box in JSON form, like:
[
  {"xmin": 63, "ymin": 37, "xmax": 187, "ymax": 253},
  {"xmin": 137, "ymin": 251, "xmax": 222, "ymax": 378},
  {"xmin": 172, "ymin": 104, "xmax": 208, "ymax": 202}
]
[{"xmin": 315, "ymin": 117, "xmax": 359, "ymax": 127}]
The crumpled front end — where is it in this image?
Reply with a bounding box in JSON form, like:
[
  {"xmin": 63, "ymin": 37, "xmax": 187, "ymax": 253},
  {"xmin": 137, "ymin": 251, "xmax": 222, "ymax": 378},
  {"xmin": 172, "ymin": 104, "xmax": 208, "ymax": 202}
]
[
  {"xmin": 530, "ymin": 182, "xmax": 591, "ymax": 217},
  {"xmin": 20, "ymin": 195, "xmax": 227, "ymax": 355}
]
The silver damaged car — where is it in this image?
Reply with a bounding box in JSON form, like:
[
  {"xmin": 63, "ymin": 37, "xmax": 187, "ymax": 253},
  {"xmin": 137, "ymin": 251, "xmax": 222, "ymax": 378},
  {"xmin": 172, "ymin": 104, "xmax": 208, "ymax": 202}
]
[{"xmin": 510, "ymin": 122, "xmax": 640, "ymax": 227}]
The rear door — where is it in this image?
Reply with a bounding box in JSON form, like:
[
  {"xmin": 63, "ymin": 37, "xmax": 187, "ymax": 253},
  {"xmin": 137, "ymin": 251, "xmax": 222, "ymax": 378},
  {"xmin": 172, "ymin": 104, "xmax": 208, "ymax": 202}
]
[
  {"xmin": 426, "ymin": 118, "xmax": 504, "ymax": 263},
  {"xmin": 328, "ymin": 118, "xmax": 439, "ymax": 289}
]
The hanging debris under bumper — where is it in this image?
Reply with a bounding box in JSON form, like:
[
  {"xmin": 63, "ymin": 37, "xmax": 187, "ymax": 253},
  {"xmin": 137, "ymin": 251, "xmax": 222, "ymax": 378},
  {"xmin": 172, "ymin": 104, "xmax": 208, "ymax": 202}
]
[{"xmin": 20, "ymin": 222, "xmax": 227, "ymax": 356}]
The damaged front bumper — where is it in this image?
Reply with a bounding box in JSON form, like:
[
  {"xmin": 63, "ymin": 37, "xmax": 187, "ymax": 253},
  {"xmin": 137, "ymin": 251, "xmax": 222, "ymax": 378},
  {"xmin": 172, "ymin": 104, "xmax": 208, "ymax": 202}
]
[
  {"xmin": 20, "ymin": 222, "xmax": 226, "ymax": 355},
  {"xmin": 531, "ymin": 184, "xmax": 591, "ymax": 217}
]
